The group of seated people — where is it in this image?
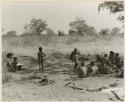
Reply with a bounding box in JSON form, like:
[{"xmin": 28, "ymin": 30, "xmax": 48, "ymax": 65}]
[
  {"xmin": 70, "ymin": 48, "xmax": 123, "ymax": 78},
  {"xmin": 6, "ymin": 53, "xmax": 23, "ymax": 72}
]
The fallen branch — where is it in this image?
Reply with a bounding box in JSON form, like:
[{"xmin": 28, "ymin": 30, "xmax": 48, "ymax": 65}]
[
  {"xmin": 86, "ymin": 86, "xmax": 108, "ymax": 92},
  {"xmin": 111, "ymin": 91, "xmax": 123, "ymax": 101},
  {"xmin": 65, "ymin": 82, "xmax": 84, "ymax": 90}
]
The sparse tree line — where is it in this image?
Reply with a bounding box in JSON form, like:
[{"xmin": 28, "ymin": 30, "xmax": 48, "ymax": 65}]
[
  {"xmin": 2, "ymin": 18, "xmax": 123, "ymax": 38},
  {"xmin": 2, "ymin": 17, "xmax": 123, "ymax": 38},
  {"xmin": 2, "ymin": 1, "xmax": 124, "ymax": 38}
]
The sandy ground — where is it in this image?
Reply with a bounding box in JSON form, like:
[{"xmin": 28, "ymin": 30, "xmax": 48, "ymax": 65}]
[
  {"xmin": 2, "ymin": 64, "xmax": 124, "ymax": 101},
  {"xmin": 2, "ymin": 37, "xmax": 124, "ymax": 101}
]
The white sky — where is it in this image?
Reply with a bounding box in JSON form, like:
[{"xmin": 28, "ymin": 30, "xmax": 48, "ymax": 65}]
[{"xmin": 2, "ymin": 1, "xmax": 122, "ymax": 35}]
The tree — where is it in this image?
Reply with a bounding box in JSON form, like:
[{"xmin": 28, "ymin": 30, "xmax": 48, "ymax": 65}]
[
  {"xmin": 98, "ymin": 1, "xmax": 124, "ymax": 23},
  {"xmin": 69, "ymin": 17, "xmax": 88, "ymax": 36},
  {"xmin": 110, "ymin": 27, "xmax": 120, "ymax": 36},
  {"xmin": 46, "ymin": 28, "xmax": 56, "ymax": 35},
  {"xmin": 86, "ymin": 27, "xmax": 97, "ymax": 36},
  {"xmin": 69, "ymin": 30, "xmax": 76, "ymax": 35},
  {"xmin": 58, "ymin": 30, "xmax": 65, "ymax": 36},
  {"xmin": 4, "ymin": 30, "xmax": 17, "ymax": 37},
  {"xmin": 99, "ymin": 28, "xmax": 110, "ymax": 36},
  {"xmin": 24, "ymin": 18, "xmax": 47, "ymax": 35},
  {"xmin": 69, "ymin": 17, "xmax": 97, "ymax": 36}
]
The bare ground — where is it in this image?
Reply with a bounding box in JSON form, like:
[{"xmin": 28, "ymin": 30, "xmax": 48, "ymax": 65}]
[
  {"xmin": 2, "ymin": 54, "xmax": 124, "ymax": 101},
  {"xmin": 2, "ymin": 36, "xmax": 124, "ymax": 101}
]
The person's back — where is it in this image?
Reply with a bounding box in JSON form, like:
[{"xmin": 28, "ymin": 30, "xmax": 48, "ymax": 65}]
[
  {"xmin": 109, "ymin": 51, "xmax": 115, "ymax": 64},
  {"xmin": 38, "ymin": 47, "xmax": 46, "ymax": 71},
  {"xmin": 74, "ymin": 52, "xmax": 80, "ymax": 64},
  {"xmin": 102, "ymin": 54, "xmax": 108, "ymax": 64},
  {"xmin": 70, "ymin": 48, "xmax": 77, "ymax": 61},
  {"xmin": 114, "ymin": 53, "xmax": 120, "ymax": 65},
  {"xmin": 73, "ymin": 52, "xmax": 81, "ymax": 74},
  {"xmin": 81, "ymin": 65, "xmax": 87, "ymax": 77},
  {"xmin": 38, "ymin": 51, "xmax": 45, "ymax": 61},
  {"xmin": 76, "ymin": 62, "xmax": 84, "ymax": 78}
]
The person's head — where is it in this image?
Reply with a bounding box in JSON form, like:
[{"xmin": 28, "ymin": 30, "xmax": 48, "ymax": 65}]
[
  {"xmin": 110, "ymin": 51, "xmax": 114, "ymax": 56},
  {"xmin": 104, "ymin": 54, "xmax": 108, "ymax": 57},
  {"xmin": 116, "ymin": 63, "xmax": 121, "ymax": 68},
  {"xmin": 90, "ymin": 61, "xmax": 94, "ymax": 66},
  {"xmin": 7, "ymin": 53, "xmax": 13, "ymax": 59},
  {"xmin": 96, "ymin": 55, "xmax": 102, "ymax": 62},
  {"xmin": 39, "ymin": 47, "xmax": 42, "ymax": 52},
  {"xmin": 115, "ymin": 53, "xmax": 119, "ymax": 57},
  {"xmin": 96, "ymin": 54, "xmax": 100, "ymax": 59},
  {"xmin": 44, "ymin": 75, "xmax": 47, "ymax": 79},
  {"xmin": 74, "ymin": 48, "xmax": 77, "ymax": 52},
  {"xmin": 13, "ymin": 57, "xmax": 17, "ymax": 61}
]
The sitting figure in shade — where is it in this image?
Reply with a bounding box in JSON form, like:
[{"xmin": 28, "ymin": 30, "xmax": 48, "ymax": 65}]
[
  {"xmin": 6, "ymin": 53, "xmax": 13, "ymax": 72},
  {"xmin": 11, "ymin": 57, "xmax": 23, "ymax": 72}
]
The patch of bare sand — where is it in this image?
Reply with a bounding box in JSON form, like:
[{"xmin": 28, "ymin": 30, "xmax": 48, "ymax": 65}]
[
  {"xmin": 3, "ymin": 71, "xmax": 123, "ymax": 101},
  {"xmin": 2, "ymin": 38, "xmax": 123, "ymax": 101}
]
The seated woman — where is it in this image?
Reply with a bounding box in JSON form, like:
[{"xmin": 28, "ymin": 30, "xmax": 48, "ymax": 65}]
[{"xmin": 6, "ymin": 53, "xmax": 13, "ymax": 72}]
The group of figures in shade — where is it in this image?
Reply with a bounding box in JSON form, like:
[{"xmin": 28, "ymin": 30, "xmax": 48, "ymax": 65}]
[
  {"xmin": 69, "ymin": 48, "xmax": 123, "ymax": 78},
  {"xmin": 5, "ymin": 47, "xmax": 123, "ymax": 78}
]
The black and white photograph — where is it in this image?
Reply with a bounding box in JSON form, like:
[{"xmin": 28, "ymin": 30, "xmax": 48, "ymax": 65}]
[{"xmin": 2, "ymin": 1, "xmax": 124, "ymax": 101}]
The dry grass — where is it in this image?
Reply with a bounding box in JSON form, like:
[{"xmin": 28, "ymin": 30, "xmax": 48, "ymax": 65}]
[
  {"xmin": 2, "ymin": 35, "xmax": 124, "ymax": 101},
  {"xmin": 2, "ymin": 35, "xmax": 123, "ymax": 56},
  {"xmin": 2, "ymin": 35, "xmax": 123, "ymax": 83}
]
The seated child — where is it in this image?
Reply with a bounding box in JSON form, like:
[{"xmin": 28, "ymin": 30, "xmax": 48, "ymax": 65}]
[
  {"xmin": 11, "ymin": 57, "xmax": 23, "ymax": 72},
  {"xmin": 11, "ymin": 57, "xmax": 18, "ymax": 72}
]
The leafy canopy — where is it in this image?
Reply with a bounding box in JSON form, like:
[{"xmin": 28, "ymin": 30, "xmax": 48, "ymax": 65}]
[
  {"xmin": 69, "ymin": 17, "xmax": 97, "ymax": 36},
  {"xmin": 98, "ymin": 1, "xmax": 124, "ymax": 22},
  {"xmin": 24, "ymin": 18, "xmax": 47, "ymax": 35}
]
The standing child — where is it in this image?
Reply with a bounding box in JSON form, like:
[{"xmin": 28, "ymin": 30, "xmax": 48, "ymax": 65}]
[{"xmin": 38, "ymin": 47, "xmax": 46, "ymax": 71}]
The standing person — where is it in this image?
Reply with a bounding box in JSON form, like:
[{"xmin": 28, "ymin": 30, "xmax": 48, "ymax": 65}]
[
  {"xmin": 109, "ymin": 51, "xmax": 115, "ymax": 64},
  {"xmin": 69, "ymin": 48, "xmax": 78, "ymax": 72},
  {"xmin": 38, "ymin": 47, "xmax": 46, "ymax": 71},
  {"xmin": 109, "ymin": 51, "xmax": 115, "ymax": 73},
  {"xmin": 102, "ymin": 54, "xmax": 109, "ymax": 74},
  {"xmin": 76, "ymin": 62, "xmax": 84, "ymax": 78},
  {"xmin": 73, "ymin": 52, "xmax": 81, "ymax": 74},
  {"xmin": 70, "ymin": 48, "xmax": 78, "ymax": 61}
]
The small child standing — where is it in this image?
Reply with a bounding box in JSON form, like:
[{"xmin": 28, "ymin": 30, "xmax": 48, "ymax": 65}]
[{"xmin": 38, "ymin": 47, "xmax": 46, "ymax": 71}]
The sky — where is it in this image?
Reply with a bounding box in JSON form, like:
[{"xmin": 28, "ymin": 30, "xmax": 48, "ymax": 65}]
[{"xmin": 2, "ymin": 1, "xmax": 122, "ymax": 35}]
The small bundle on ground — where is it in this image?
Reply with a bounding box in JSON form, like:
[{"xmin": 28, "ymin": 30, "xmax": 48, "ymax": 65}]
[{"xmin": 38, "ymin": 76, "xmax": 55, "ymax": 86}]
